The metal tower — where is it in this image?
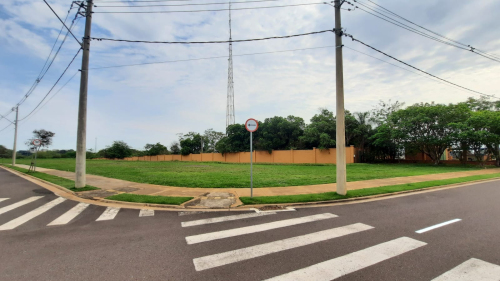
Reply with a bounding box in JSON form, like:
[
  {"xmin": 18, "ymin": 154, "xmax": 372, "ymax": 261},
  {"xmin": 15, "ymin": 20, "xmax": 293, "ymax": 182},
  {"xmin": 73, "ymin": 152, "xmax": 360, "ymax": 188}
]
[{"xmin": 226, "ymin": 1, "xmax": 235, "ymax": 131}]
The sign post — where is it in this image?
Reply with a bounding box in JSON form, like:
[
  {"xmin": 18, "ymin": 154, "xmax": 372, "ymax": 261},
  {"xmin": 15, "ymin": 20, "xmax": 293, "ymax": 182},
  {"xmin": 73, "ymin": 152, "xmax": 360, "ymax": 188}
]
[
  {"xmin": 29, "ymin": 139, "xmax": 42, "ymax": 172},
  {"xmin": 245, "ymin": 118, "xmax": 259, "ymax": 198}
]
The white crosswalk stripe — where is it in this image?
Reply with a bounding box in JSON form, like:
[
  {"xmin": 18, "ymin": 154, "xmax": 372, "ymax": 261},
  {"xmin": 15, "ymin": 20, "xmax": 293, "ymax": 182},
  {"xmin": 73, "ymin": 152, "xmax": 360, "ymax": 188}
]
[
  {"xmin": 47, "ymin": 203, "xmax": 90, "ymax": 226},
  {"xmin": 264, "ymin": 237, "xmax": 426, "ymax": 281},
  {"xmin": 186, "ymin": 213, "xmax": 338, "ymax": 245},
  {"xmin": 432, "ymin": 258, "xmax": 500, "ymax": 281},
  {"xmin": 96, "ymin": 207, "xmax": 120, "ymax": 221},
  {"xmin": 0, "ymin": 197, "xmax": 66, "ymax": 231},
  {"xmin": 139, "ymin": 209, "xmax": 154, "ymax": 217},
  {"xmin": 182, "ymin": 212, "xmax": 275, "ymax": 227},
  {"xmin": 193, "ymin": 223, "xmax": 374, "ymax": 271},
  {"xmin": 0, "ymin": 196, "xmax": 44, "ymax": 215},
  {"xmin": 0, "ymin": 198, "xmax": 9, "ymax": 203}
]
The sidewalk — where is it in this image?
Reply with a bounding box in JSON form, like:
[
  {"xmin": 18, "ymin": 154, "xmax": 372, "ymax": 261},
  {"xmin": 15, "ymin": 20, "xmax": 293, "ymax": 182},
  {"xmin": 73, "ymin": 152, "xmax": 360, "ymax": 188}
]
[{"xmin": 16, "ymin": 164, "xmax": 500, "ymax": 198}]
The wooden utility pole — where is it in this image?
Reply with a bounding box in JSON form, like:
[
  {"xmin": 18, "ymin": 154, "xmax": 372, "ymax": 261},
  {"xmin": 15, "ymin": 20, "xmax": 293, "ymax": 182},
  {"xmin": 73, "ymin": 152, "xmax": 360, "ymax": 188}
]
[
  {"xmin": 75, "ymin": 0, "xmax": 93, "ymax": 188},
  {"xmin": 335, "ymin": 0, "xmax": 347, "ymax": 195}
]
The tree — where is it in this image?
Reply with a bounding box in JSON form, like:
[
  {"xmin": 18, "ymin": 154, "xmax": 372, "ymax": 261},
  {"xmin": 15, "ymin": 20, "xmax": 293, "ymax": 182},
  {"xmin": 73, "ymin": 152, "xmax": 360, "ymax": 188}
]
[
  {"xmin": 25, "ymin": 129, "xmax": 55, "ymax": 150},
  {"xmin": 352, "ymin": 111, "xmax": 373, "ymax": 151},
  {"xmin": 256, "ymin": 116, "xmax": 305, "ymax": 152},
  {"xmin": 102, "ymin": 141, "xmax": 133, "ymax": 159},
  {"xmin": 170, "ymin": 142, "xmax": 181, "ymax": 155},
  {"xmin": 370, "ymin": 100, "xmax": 406, "ymax": 127},
  {"xmin": 203, "ymin": 129, "xmax": 225, "ymax": 153},
  {"xmin": 179, "ymin": 132, "xmax": 207, "ymax": 155},
  {"xmin": 215, "ymin": 124, "xmax": 250, "ymax": 154},
  {"xmin": 390, "ymin": 102, "xmax": 469, "ymax": 165},
  {"xmin": 0, "ymin": 145, "xmax": 12, "ymax": 158},
  {"xmin": 144, "ymin": 143, "xmax": 169, "ymax": 156},
  {"xmin": 300, "ymin": 109, "xmax": 336, "ymax": 149}
]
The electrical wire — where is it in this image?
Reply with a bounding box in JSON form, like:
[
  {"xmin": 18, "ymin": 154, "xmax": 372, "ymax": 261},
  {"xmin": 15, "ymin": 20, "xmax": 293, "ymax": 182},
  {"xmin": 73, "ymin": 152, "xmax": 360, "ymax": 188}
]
[
  {"xmin": 18, "ymin": 49, "xmax": 82, "ymax": 121},
  {"xmin": 93, "ymin": 2, "xmax": 327, "ymax": 13},
  {"xmin": 343, "ymin": 46, "xmax": 478, "ymax": 96},
  {"xmin": 96, "ymin": 0, "xmax": 281, "ymax": 7},
  {"xmin": 21, "ymin": 71, "xmax": 80, "ymax": 124},
  {"xmin": 0, "ymin": 123, "xmax": 13, "ymax": 134},
  {"xmin": 349, "ymin": 0, "xmax": 500, "ymax": 63},
  {"xmin": 43, "ymin": 0, "xmax": 82, "ymax": 46},
  {"xmin": 92, "ymin": 29, "xmax": 333, "ymax": 44},
  {"xmin": 90, "ymin": 45, "xmax": 337, "ymax": 69},
  {"xmin": 94, "ymin": 0, "xmax": 194, "ymax": 2},
  {"xmin": 343, "ymin": 33, "xmax": 498, "ymax": 100}
]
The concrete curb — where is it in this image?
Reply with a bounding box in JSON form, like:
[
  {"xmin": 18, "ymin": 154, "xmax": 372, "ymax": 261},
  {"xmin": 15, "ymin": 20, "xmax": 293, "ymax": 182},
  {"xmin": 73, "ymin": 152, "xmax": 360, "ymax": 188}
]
[{"xmin": 2, "ymin": 164, "xmax": 499, "ymax": 212}]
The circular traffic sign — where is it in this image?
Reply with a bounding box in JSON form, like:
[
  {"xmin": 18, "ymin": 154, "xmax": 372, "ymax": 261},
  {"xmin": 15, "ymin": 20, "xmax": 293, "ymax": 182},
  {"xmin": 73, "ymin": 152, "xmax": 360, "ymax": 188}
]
[
  {"xmin": 245, "ymin": 118, "xmax": 259, "ymax": 132},
  {"xmin": 32, "ymin": 139, "xmax": 42, "ymax": 146}
]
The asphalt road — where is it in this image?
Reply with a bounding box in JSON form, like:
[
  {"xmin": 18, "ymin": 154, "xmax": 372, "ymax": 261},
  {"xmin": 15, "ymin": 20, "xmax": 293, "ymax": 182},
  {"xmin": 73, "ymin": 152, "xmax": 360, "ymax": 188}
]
[{"xmin": 0, "ymin": 168, "xmax": 499, "ymax": 280}]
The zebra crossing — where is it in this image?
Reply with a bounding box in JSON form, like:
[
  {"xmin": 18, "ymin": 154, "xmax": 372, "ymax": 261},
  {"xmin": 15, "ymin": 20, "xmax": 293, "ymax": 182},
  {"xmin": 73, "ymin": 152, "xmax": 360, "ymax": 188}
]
[
  {"xmin": 0, "ymin": 196, "xmax": 157, "ymax": 231},
  {"xmin": 181, "ymin": 211, "xmax": 500, "ymax": 280}
]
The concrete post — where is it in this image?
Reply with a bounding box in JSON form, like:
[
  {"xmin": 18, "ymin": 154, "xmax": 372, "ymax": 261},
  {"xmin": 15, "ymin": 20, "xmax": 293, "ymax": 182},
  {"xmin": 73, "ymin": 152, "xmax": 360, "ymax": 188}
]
[
  {"xmin": 75, "ymin": 0, "xmax": 93, "ymax": 188},
  {"xmin": 12, "ymin": 107, "xmax": 18, "ymax": 166},
  {"xmin": 335, "ymin": 0, "xmax": 347, "ymax": 195}
]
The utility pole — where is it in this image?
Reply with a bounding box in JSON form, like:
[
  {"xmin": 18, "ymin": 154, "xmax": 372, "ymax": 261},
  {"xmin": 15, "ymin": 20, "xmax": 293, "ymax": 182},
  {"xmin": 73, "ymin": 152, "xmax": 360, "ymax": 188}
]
[
  {"xmin": 75, "ymin": 0, "xmax": 93, "ymax": 188},
  {"xmin": 335, "ymin": 0, "xmax": 347, "ymax": 195},
  {"xmin": 11, "ymin": 107, "xmax": 19, "ymax": 166}
]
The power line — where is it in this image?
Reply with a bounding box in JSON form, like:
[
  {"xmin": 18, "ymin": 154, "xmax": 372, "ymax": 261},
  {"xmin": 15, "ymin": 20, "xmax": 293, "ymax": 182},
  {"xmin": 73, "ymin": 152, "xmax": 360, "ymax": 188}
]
[
  {"xmin": 348, "ymin": 0, "xmax": 500, "ymax": 63},
  {"xmin": 19, "ymin": 49, "xmax": 82, "ymax": 121},
  {"xmin": 93, "ymin": 2, "xmax": 328, "ymax": 13},
  {"xmin": 343, "ymin": 46, "xmax": 477, "ymax": 96},
  {"xmin": 96, "ymin": 0, "xmax": 280, "ymax": 7},
  {"xmin": 43, "ymin": 0, "xmax": 82, "ymax": 46},
  {"xmin": 343, "ymin": 33, "xmax": 498, "ymax": 100},
  {"xmin": 90, "ymin": 45, "xmax": 338, "ymax": 69},
  {"xmin": 21, "ymin": 71, "xmax": 80, "ymax": 124},
  {"xmin": 92, "ymin": 29, "xmax": 333, "ymax": 44},
  {"xmin": 94, "ymin": 0, "xmax": 194, "ymax": 2},
  {"xmin": 0, "ymin": 123, "xmax": 13, "ymax": 134}
]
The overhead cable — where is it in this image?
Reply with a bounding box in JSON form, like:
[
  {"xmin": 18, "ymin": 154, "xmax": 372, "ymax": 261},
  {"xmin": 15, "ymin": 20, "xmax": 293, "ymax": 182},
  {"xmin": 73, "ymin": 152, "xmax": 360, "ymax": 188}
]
[
  {"xmin": 344, "ymin": 33, "xmax": 498, "ymax": 100},
  {"xmin": 91, "ymin": 29, "xmax": 333, "ymax": 44},
  {"xmin": 96, "ymin": 0, "xmax": 280, "ymax": 7},
  {"xmin": 90, "ymin": 45, "xmax": 338, "ymax": 69},
  {"xmin": 93, "ymin": 2, "xmax": 328, "ymax": 13},
  {"xmin": 43, "ymin": 0, "xmax": 82, "ymax": 46},
  {"xmin": 19, "ymin": 49, "xmax": 82, "ymax": 121}
]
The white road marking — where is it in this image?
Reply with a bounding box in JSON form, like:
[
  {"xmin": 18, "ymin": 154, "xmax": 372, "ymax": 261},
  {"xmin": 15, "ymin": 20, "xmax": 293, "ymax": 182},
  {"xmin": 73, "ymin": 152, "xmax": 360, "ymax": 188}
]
[
  {"xmin": 185, "ymin": 213, "xmax": 338, "ymax": 245},
  {"xmin": 0, "ymin": 196, "xmax": 44, "ymax": 215},
  {"xmin": 139, "ymin": 209, "xmax": 154, "ymax": 217},
  {"xmin": 96, "ymin": 207, "xmax": 120, "ymax": 221},
  {"xmin": 193, "ymin": 223, "xmax": 374, "ymax": 271},
  {"xmin": 416, "ymin": 219, "xmax": 461, "ymax": 234},
  {"xmin": 432, "ymin": 258, "xmax": 500, "ymax": 281},
  {"xmin": 47, "ymin": 203, "xmax": 90, "ymax": 226},
  {"xmin": 182, "ymin": 212, "xmax": 275, "ymax": 227},
  {"xmin": 0, "ymin": 198, "xmax": 9, "ymax": 203},
  {"xmin": 264, "ymin": 237, "xmax": 427, "ymax": 281},
  {"xmin": 0, "ymin": 197, "xmax": 66, "ymax": 231}
]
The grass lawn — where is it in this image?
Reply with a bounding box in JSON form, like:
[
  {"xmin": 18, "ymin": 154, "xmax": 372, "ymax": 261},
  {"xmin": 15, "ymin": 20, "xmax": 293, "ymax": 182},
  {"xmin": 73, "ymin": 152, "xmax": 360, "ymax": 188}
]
[
  {"xmin": 0, "ymin": 158, "xmax": 495, "ymax": 188},
  {"xmin": 105, "ymin": 193, "xmax": 193, "ymax": 205},
  {"xmin": 3, "ymin": 165, "xmax": 99, "ymax": 192},
  {"xmin": 240, "ymin": 173, "xmax": 500, "ymax": 204}
]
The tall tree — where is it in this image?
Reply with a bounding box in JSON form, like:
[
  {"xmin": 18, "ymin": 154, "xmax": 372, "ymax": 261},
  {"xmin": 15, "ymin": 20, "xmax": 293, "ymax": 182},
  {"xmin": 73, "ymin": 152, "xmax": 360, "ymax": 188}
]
[
  {"xmin": 144, "ymin": 143, "xmax": 169, "ymax": 156},
  {"xmin": 256, "ymin": 116, "xmax": 305, "ymax": 152},
  {"xmin": 102, "ymin": 141, "xmax": 133, "ymax": 159},
  {"xmin": 215, "ymin": 124, "xmax": 250, "ymax": 154},
  {"xmin": 179, "ymin": 132, "xmax": 208, "ymax": 155},
  {"xmin": 170, "ymin": 142, "xmax": 181, "ymax": 155},
  {"xmin": 25, "ymin": 129, "xmax": 55, "ymax": 149},
  {"xmin": 300, "ymin": 108, "xmax": 336, "ymax": 149},
  {"xmin": 203, "ymin": 129, "xmax": 225, "ymax": 153}
]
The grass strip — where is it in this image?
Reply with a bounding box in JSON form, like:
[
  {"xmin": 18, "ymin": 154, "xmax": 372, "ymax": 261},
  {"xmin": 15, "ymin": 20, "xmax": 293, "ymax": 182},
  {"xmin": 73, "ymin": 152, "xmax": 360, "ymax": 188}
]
[
  {"xmin": 3, "ymin": 165, "xmax": 99, "ymax": 192},
  {"xmin": 105, "ymin": 193, "xmax": 193, "ymax": 205},
  {"xmin": 240, "ymin": 173, "xmax": 500, "ymax": 205}
]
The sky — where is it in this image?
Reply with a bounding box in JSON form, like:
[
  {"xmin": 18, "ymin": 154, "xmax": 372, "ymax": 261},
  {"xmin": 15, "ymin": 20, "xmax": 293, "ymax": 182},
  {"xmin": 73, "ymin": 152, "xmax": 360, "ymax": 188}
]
[{"xmin": 0, "ymin": 0, "xmax": 499, "ymax": 152}]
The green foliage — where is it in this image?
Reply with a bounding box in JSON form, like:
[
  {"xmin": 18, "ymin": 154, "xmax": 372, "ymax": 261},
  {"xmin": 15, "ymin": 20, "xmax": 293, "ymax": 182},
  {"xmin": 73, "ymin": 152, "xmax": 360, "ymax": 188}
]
[
  {"xmin": 179, "ymin": 132, "xmax": 208, "ymax": 155},
  {"xmin": 215, "ymin": 124, "xmax": 249, "ymax": 154},
  {"xmin": 102, "ymin": 141, "xmax": 133, "ymax": 159},
  {"xmin": 170, "ymin": 142, "xmax": 181, "ymax": 155},
  {"xmin": 300, "ymin": 108, "xmax": 336, "ymax": 149},
  {"xmin": 25, "ymin": 129, "xmax": 55, "ymax": 149},
  {"xmin": 0, "ymin": 145, "xmax": 12, "ymax": 158},
  {"xmin": 144, "ymin": 142, "xmax": 169, "ymax": 156},
  {"xmin": 204, "ymin": 129, "xmax": 225, "ymax": 153},
  {"xmin": 255, "ymin": 115, "xmax": 305, "ymax": 152}
]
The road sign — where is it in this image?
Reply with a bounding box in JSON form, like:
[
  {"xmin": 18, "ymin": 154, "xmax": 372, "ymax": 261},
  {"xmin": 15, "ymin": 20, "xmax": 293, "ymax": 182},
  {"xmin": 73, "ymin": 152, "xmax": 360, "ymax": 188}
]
[
  {"xmin": 32, "ymin": 139, "xmax": 42, "ymax": 146},
  {"xmin": 245, "ymin": 118, "xmax": 258, "ymax": 197},
  {"xmin": 245, "ymin": 118, "xmax": 259, "ymax": 133}
]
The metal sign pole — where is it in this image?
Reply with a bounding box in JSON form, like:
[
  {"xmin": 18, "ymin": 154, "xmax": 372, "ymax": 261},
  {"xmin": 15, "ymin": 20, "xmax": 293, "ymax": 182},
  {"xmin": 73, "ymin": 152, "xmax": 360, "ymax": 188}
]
[
  {"xmin": 250, "ymin": 131, "xmax": 253, "ymax": 198},
  {"xmin": 34, "ymin": 147, "xmax": 38, "ymax": 172}
]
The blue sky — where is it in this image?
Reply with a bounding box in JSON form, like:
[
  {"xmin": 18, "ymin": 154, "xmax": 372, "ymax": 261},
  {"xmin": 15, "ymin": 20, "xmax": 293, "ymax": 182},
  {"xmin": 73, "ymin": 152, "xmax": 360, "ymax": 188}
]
[{"xmin": 1, "ymin": 0, "xmax": 499, "ymax": 152}]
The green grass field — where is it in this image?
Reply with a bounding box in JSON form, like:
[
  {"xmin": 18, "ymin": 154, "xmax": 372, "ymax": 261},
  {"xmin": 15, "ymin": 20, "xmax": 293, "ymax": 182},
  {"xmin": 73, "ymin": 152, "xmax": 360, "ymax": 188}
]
[{"xmin": 0, "ymin": 158, "xmax": 493, "ymax": 188}]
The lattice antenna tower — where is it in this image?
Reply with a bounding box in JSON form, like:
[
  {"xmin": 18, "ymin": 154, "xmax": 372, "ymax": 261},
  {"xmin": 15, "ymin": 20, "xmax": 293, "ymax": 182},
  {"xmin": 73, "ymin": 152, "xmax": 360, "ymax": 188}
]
[{"xmin": 226, "ymin": 0, "xmax": 235, "ymax": 132}]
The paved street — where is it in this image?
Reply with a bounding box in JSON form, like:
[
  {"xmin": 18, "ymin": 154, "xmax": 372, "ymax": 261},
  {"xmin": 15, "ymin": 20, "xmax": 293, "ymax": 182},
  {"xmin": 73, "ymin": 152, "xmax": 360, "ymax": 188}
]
[{"xmin": 1, "ymin": 168, "xmax": 499, "ymax": 280}]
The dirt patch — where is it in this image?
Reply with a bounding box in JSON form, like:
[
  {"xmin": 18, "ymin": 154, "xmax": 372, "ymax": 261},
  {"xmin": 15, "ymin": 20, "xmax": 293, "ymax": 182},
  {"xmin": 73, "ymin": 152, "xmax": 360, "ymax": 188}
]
[
  {"xmin": 78, "ymin": 190, "xmax": 119, "ymax": 199},
  {"xmin": 259, "ymin": 205, "xmax": 289, "ymax": 211}
]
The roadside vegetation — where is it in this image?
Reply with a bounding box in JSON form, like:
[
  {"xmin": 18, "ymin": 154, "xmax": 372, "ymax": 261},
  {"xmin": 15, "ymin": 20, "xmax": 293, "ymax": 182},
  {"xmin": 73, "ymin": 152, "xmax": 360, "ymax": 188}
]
[
  {"xmin": 240, "ymin": 173, "xmax": 500, "ymax": 204},
  {"xmin": 105, "ymin": 193, "xmax": 193, "ymax": 205},
  {"xmin": 0, "ymin": 159, "xmax": 492, "ymax": 188},
  {"xmin": 2, "ymin": 165, "xmax": 99, "ymax": 192}
]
